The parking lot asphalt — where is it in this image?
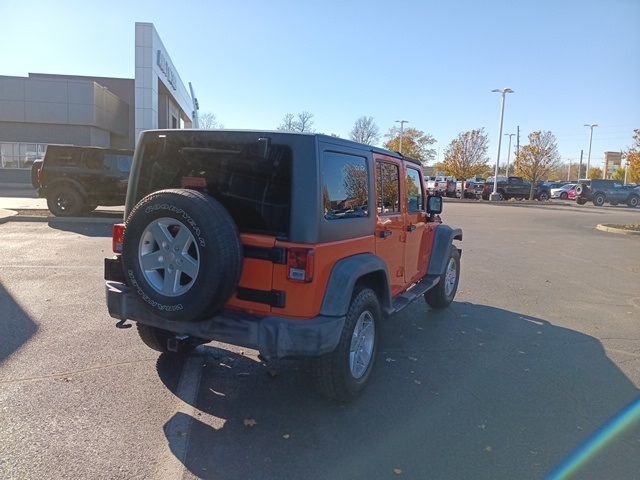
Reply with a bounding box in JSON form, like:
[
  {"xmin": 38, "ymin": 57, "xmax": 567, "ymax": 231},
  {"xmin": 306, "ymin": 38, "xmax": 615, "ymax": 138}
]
[{"xmin": 1, "ymin": 203, "xmax": 639, "ymax": 480}]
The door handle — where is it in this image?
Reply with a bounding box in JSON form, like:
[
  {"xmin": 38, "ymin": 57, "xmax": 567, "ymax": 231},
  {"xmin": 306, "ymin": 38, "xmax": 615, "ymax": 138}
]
[
  {"xmin": 407, "ymin": 224, "xmax": 416, "ymax": 232},
  {"xmin": 379, "ymin": 230, "xmax": 392, "ymax": 238}
]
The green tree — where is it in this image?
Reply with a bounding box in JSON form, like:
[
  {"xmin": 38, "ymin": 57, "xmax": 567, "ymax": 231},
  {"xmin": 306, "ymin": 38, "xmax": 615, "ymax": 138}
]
[
  {"xmin": 513, "ymin": 131, "xmax": 561, "ymax": 199},
  {"xmin": 587, "ymin": 167, "xmax": 603, "ymax": 179},
  {"xmin": 625, "ymin": 129, "xmax": 640, "ymax": 183},
  {"xmin": 383, "ymin": 127, "xmax": 436, "ymax": 165},
  {"xmin": 611, "ymin": 167, "xmax": 626, "ymax": 181},
  {"xmin": 441, "ymin": 129, "xmax": 489, "ymax": 179}
]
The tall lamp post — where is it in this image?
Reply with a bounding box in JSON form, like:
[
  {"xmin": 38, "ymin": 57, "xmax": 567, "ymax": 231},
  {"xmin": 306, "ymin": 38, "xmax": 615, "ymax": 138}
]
[
  {"xmin": 584, "ymin": 124, "xmax": 598, "ymax": 176},
  {"xmin": 395, "ymin": 120, "xmax": 408, "ymax": 154},
  {"xmin": 504, "ymin": 133, "xmax": 515, "ymax": 178},
  {"xmin": 490, "ymin": 88, "xmax": 514, "ymax": 201}
]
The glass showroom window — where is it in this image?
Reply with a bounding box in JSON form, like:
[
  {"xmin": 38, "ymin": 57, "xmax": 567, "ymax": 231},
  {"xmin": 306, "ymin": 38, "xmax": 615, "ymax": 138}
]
[{"xmin": 0, "ymin": 142, "xmax": 47, "ymax": 168}]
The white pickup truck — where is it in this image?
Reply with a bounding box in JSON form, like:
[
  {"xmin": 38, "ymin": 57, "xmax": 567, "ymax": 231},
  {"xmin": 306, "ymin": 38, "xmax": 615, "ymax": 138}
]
[{"xmin": 426, "ymin": 176, "xmax": 456, "ymax": 197}]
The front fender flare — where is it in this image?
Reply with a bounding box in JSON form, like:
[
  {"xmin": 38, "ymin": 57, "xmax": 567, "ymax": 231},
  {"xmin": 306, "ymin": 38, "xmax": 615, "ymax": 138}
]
[{"xmin": 427, "ymin": 225, "xmax": 462, "ymax": 276}]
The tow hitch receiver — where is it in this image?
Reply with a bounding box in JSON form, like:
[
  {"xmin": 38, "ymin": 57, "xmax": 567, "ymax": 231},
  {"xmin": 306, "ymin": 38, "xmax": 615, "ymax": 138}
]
[{"xmin": 167, "ymin": 335, "xmax": 192, "ymax": 353}]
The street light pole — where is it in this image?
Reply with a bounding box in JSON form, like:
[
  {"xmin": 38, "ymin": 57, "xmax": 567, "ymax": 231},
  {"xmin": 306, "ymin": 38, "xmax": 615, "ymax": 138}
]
[
  {"xmin": 584, "ymin": 123, "xmax": 598, "ymax": 176},
  {"xmin": 490, "ymin": 88, "xmax": 514, "ymax": 201},
  {"xmin": 504, "ymin": 133, "xmax": 514, "ymax": 178},
  {"xmin": 395, "ymin": 120, "xmax": 408, "ymax": 154}
]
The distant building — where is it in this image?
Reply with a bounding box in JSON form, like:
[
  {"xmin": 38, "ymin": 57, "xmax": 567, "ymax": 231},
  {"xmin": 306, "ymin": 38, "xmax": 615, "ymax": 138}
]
[
  {"xmin": 603, "ymin": 151, "xmax": 622, "ymax": 179},
  {"xmin": 0, "ymin": 23, "xmax": 195, "ymax": 184}
]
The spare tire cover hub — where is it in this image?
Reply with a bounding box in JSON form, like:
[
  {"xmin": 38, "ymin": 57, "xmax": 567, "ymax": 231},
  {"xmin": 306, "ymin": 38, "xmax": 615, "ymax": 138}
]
[{"xmin": 138, "ymin": 217, "xmax": 200, "ymax": 297}]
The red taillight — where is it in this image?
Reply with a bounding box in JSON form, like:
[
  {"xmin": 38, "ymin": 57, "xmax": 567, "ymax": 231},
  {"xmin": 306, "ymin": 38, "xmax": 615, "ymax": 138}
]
[
  {"xmin": 287, "ymin": 248, "xmax": 314, "ymax": 283},
  {"xmin": 112, "ymin": 223, "xmax": 126, "ymax": 254}
]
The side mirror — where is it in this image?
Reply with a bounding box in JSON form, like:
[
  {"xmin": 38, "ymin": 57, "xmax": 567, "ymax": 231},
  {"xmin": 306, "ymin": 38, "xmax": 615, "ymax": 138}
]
[{"xmin": 426, "ymin": 195, "xmax": 442, "ymax": 214}]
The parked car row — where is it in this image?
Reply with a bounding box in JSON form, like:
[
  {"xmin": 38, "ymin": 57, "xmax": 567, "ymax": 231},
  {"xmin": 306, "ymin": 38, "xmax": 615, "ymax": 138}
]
[{"xmin": 424, "ymin": 175, "xmax": 640, "ymax": 208}]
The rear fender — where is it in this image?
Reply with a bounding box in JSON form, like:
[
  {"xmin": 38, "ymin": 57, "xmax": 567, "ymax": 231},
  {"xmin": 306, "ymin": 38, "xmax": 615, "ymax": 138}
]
[
  {"xmin": 44, "ymin": 178, "xmax": 88, "ymax": 199},
  {"xmin": 320, "ymin": 254, "xmax": 391, "ymax": 317}
]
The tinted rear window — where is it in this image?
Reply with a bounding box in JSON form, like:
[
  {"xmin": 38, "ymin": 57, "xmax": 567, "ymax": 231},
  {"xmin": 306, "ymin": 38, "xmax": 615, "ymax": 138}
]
[
  {"xmin": 45, "ymin": 147, "xmax": 83, "ymax": 167},
  {"xmin": 136, "ymin": 136, "xmax": 292, "ymax": 238}
]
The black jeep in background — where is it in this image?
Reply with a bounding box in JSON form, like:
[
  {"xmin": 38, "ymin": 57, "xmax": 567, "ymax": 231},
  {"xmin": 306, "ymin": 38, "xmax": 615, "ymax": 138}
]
[
  {"xmin": 574, "ymin": 179, "xmax": 640, "ymax": 207},
  {"xmin": 32, "ymin": 145, "xmax": 133, "ymax": 216}
]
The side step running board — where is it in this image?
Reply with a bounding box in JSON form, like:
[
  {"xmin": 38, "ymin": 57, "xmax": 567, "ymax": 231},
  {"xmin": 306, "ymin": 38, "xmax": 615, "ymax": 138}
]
[{"xmin": 386, "ymin": 275, "xmax": 440, "ymax": 315}]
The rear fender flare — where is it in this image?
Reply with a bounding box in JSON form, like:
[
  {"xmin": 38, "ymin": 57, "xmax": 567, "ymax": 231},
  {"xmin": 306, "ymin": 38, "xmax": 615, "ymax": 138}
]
[
  {"xmin": 45, "ymin": 178, "xmax": 88, "ymax": 199},
  {"xmin": 320, "ymin": 254, "xmax": 391, "ymax": 317}
]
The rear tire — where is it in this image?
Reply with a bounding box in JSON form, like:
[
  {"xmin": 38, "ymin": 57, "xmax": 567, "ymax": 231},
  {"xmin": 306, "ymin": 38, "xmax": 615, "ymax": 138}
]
[
  {"xmin": 576, "ymin": 198, "xmax": 587, "ymax": 205},
  {"xmin": 560, "ymin": 192, "xmax": 568, "ymax": 200},
  {"xmin": 313, "ymin": 288, "xmax": 380, "ymax": 402},
  {"xmin": 538, "ymin": 191, "xmax": 549, "ymax": 201},
  {"xmin": 628, "ymin": 195, "xmax": 639, "ymax": 208},
  {"xmin": 46, "ymin": 184, "xmax": 86, "ymax": 217},
  {"xmin": 425, "ymin": 245, "xmax": 460, "ymax": 309}
]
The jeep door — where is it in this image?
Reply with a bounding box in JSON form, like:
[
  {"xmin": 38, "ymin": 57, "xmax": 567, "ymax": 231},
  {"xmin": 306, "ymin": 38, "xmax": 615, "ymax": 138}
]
[
  {"xmin": 404, "ymin": 164, "xmax": 434, "ymax": 284},
  {"xmin": 374, "ymin": 156, "xmax": 405, "ymax": 296}
]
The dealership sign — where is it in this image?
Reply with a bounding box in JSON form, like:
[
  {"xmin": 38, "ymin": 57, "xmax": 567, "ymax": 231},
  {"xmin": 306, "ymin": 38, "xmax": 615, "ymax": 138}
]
[{"xmin": 156, "ymin": 50, "xmax": 177, "ymax": 90}]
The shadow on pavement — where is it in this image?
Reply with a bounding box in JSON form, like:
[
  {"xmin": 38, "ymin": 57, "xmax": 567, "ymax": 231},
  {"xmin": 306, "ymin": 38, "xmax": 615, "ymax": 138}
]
[
  {"xmin": 0, "ymin": 282, "xmax": 38, "ymax": 365},
  {"xmin": 156, "ymin": 302, "xmax": 640, "ymax": 480},
  {"xmin": 47, "ymin": 219, "xmax": 117, "ymax": 237}
]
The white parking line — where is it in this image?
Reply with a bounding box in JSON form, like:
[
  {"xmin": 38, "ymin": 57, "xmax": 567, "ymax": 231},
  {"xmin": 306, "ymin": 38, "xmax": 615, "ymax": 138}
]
[{"xmin": 155, "ymin": 353, "xmax": 203, "ymax": 480}]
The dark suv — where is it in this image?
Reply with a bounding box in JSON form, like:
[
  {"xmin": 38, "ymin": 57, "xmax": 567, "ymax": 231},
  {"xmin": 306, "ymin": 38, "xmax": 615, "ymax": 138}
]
[
  {"xmin": 105, "ymin": 130, "xmax": 462, "ymax": 401},
  {"xmin": 574, "ymin": 179, "xmax": 640, "ymax": 207},
  {"xmin": 33, "ymin": 145, "xmax": 133, "ymax": 216}
]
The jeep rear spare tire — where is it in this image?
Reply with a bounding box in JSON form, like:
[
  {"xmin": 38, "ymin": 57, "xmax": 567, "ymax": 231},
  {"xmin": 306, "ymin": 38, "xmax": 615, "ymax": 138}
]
[{"xmin": 122, "ymin": 189, "xmax": 243, "ymax": 322}]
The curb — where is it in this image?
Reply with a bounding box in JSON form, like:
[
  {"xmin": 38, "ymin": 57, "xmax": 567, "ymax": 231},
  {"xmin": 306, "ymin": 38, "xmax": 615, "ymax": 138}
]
[
  {"xmin": 596, "ymin": 224, "xmax": 640, "ymax": 236},
  {"xmin": 5, "ymin": 215, "xmax": 122, "ymax": 224},
  {"xmin": 0, "ymin": 209, "xmax": 18, "ymax": 225},
  {"xmin": 442, "ymin": 197, "xmax": 570, "ymax": 207}
]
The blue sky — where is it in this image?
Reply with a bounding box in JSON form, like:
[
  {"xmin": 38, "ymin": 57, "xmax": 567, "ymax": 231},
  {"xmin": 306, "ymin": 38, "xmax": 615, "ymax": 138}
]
[{"xmin": 2, "ymin": 0, "xmax": 638, "ymax": 169}]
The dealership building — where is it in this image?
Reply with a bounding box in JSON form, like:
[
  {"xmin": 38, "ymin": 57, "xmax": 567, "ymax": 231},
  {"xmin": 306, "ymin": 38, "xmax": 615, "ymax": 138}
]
[{"xmin": 0, "ymin": 22, "xmax": 195, "ymax": 184}]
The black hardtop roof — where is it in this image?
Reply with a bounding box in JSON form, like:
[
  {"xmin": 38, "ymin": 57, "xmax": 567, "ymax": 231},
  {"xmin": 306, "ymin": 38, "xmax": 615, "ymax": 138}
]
[
  {"xmin": 46, "ymin": 144, "xmax": 134, "ymax": 154},
  {"xmin": 144, "ymin": 129, "xmax": 422, "ymax": 167}
]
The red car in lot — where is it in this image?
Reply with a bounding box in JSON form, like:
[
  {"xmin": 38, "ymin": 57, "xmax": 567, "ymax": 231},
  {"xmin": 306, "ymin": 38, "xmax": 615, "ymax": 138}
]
[{"xmin": 568, "ymin": 188, "xmax": 577, "ymax": 201}]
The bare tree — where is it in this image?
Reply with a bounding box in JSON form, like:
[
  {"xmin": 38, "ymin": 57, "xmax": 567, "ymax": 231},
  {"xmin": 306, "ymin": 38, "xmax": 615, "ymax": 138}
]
[
  {"xmin": 296, "ymin": 111, "xmax": 314, "ymax": 132},
  {"xmin": 198, "ymin": 112, "xmax": 222, "ymax": 129},
  {"xmin": 278, "ymin": 113, "xmax": 297, "ymax": 132},
  {"xmin": 514, "ymin": 131, "xmax": 561, "ymax": 199},
  {"xmin": 278, "ymin": 111, "xmax": 315, "ymax": 132},
  {"xmin": 350, "ymin": 116, "xmax": 380, "ymax": 145},
  {"xmin": 441, "ymin": 129, "xmax": 489, "ymax": 179}
]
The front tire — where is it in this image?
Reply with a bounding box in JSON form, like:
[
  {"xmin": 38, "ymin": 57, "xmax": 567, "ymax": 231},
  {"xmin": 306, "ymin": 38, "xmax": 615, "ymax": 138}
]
[
  {"xmin": 627, "ymin": 195, "xmax": 639, "ymax": 208},
  {"xmin": 313, "ymin": 288, "xmax": 380, "ymax": 402},
  {"xmin": 425, "ymin": 245, "xmax": 460, "ymax": 309},
  {"xmin": 538, "ymin": 191, "xmax": 549, "ymax": 201}
]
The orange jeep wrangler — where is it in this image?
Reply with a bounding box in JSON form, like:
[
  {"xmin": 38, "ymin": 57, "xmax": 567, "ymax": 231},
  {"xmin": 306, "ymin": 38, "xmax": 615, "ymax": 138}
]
[{"xmin": 105, "ymin": 130, "xmax": 462, "ymax": 401}]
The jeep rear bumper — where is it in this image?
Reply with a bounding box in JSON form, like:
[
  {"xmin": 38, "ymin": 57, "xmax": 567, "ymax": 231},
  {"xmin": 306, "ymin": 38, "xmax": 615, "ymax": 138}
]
[{"xmin": 106, "ymin": 281, "xmax": 345, "ymax": 359}]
